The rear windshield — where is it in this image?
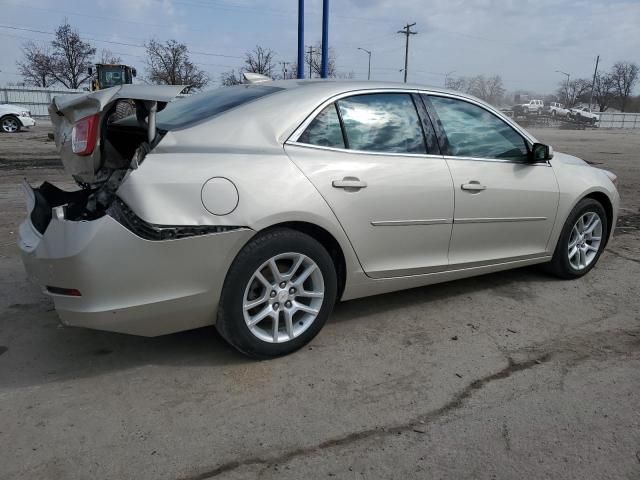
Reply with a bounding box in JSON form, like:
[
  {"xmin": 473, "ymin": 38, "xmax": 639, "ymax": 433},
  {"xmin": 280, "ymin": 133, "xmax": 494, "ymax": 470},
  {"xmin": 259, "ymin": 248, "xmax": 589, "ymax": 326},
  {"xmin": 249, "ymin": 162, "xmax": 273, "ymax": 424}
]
[{"xmin": 156, "ymin": 85, "xmax": 283, "ymax": 130}]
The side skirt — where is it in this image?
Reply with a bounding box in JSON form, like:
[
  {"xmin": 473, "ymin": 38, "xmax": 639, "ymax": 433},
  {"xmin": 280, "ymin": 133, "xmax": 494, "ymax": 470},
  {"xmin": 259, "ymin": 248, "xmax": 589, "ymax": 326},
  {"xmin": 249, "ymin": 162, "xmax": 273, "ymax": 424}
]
[{"xmin": 341, "ymin": 256, "xmax": 552, "ymax": 301}]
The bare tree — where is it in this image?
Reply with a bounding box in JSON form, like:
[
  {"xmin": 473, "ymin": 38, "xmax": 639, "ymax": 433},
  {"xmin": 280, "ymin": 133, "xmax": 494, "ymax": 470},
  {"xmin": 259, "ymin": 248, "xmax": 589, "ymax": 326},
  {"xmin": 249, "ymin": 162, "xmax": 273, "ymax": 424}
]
[
  {"xmin": 16, "ymin": 41, "xmax": 56, "ymax": 87},
  {"xmin": 305, "ymin": 44, "xmax": 337, "ymax": 78},
  {"xmin": 444, "ymin": 76, "xmax": 468, "ymax": 92},
  {"xmin": 220, "ymin": 69, "xmax": 243, "ymax": 86},
  {"xmin": 444, "ymin": 75, "xmax": 504, "ymax": 105},
  {"xmin": 556, "ymin": 78, "xmax": 590, "ymax": 108},
  {"xmin": 610, "ymin": 61, "xmax": 639, "ymax": 112},
  {"xmin": 50, "ymin": 21, "xmax": 96, "ymax": 89},
  {"xmin": 144, "ymin": 39, "xmax": 209, "ymax": 92},
  {"xmin": 243, "ymin": 46, "xmax": 276, "ymax": 77},
  {"xmin": 593, "ymin": 72, "xmax": 615, "ymax": 112},
  {"xmin": 467, "ymin": 75, "xmax": 505, "ymax": 105},
  {"xmin": 99, "ymin": 49, "xmax": 122, "ymax": 64}
]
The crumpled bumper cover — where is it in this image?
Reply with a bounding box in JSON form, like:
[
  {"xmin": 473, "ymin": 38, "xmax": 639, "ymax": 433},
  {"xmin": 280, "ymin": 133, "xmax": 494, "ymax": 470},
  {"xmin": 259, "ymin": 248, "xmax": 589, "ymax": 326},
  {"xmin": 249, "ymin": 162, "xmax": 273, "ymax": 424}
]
[{"xmin": 19, "ymin": 211, "xmax": 254, "ymax": 336}]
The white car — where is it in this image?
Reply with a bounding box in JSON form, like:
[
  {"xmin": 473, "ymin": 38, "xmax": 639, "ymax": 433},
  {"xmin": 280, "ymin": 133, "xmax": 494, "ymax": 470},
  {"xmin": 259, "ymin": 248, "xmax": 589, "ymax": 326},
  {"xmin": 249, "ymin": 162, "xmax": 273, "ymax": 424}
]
[
  {"xmin": 571, "ymin": 107, "xmax": 599, "ymax": 124},
  {"xmin": 546, "ymin": 102, "xmax": 569, "ymax": 117},
  {"xmin": 0, "ymin": 103, "xmax": 36, "ymax": 133},
  {"xmin": 521, "ymin": 99, "xmax": 544, "ymax": 114}
]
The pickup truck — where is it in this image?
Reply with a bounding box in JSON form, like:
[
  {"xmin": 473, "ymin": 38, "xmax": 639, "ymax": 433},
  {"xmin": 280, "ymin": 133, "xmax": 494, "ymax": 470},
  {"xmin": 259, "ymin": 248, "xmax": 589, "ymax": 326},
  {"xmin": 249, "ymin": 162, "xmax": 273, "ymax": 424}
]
[
  {"xmin": 570, "ymin": 106, "xmax": 599, "ymax": 124},
  {"xmin": 545, "ymin": 102, "xmax": 570, "ymax": 117}
]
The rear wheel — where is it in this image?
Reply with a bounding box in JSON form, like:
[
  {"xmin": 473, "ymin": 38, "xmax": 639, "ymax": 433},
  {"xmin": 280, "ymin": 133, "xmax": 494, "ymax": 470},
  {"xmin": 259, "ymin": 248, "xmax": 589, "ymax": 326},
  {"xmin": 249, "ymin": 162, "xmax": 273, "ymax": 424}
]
[
  {"xmin": 547, "ymin": 198, "xmax": 608, "ymax": 279},
  {"xmin": 217, "ymin": 228, "xmax": 337, "ymax": 358},
  {"xmin": 1, "ymin": 116, "xmax": 20, "ymax": 133}
]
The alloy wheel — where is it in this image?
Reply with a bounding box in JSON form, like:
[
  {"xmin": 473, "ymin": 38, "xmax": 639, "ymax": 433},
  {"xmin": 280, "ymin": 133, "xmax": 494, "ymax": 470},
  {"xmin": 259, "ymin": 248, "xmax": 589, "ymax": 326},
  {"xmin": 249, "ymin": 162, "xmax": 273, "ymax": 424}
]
[
  {"xmin": 568, "ymin": 212, "xmax": 602, "ymax": 270},
  {"xmin": 243, "ymin": 252, "xmax": 325, "ymax": 343},
  {"xmin": 2, "ymin": 117, "xmax": 19, "ymax": 133}
]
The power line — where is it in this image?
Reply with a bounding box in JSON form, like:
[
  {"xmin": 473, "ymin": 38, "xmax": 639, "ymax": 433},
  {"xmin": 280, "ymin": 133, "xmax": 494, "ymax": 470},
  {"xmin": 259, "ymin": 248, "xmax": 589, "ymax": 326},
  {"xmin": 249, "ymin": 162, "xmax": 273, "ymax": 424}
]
[{"xmin": 0, "ymin": 25, "xmax": 243, "ymax": 59}]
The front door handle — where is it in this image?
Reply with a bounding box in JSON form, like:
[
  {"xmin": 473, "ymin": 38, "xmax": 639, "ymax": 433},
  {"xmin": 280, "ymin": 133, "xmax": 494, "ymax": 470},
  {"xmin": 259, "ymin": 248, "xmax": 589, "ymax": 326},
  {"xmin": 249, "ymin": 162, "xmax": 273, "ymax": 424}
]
[
  {"xmin": 332, "ymin": 177, "xmax": 368, "ymax": 190},
  {"xmin": 461, "ymin": 181, "xmax": 486, "ymax": 192}
]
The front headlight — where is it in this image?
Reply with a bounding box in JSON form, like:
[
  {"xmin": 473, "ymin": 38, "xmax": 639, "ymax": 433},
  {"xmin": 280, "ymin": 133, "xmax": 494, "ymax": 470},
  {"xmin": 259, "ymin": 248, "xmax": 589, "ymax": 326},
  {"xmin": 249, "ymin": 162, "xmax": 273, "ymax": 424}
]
[{"xmin": 21, "ymin": 111, "xmax": 31, "ymax": 117}]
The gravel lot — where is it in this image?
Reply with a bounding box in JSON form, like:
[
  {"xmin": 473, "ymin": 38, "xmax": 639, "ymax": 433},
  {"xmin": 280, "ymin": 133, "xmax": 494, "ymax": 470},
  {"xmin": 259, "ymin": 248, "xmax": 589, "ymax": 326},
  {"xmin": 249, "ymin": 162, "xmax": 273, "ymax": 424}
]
[{"xmin": 0, "ymin": 125, "xmax": 639, "ymax": 480}]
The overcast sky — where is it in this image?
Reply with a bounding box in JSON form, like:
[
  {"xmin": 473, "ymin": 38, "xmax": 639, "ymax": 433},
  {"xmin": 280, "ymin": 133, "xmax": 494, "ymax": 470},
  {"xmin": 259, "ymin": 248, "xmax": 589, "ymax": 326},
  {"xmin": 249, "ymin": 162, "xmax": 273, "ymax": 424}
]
[{"xmin": 1, "ymin": 0, "xmax": 639, "ymax": 95}]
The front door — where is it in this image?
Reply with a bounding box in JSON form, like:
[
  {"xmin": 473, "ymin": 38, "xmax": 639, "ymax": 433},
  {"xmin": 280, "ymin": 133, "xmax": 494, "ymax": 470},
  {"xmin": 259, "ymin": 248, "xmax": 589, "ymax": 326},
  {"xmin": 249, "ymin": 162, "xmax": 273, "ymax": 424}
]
[
  {"xmin": 424, "ymin": 94, "xmax": 559, "ymax": 266},
  {"xmin": 285, "ymin": 92, "xmax": 454, "ymax": 278}
]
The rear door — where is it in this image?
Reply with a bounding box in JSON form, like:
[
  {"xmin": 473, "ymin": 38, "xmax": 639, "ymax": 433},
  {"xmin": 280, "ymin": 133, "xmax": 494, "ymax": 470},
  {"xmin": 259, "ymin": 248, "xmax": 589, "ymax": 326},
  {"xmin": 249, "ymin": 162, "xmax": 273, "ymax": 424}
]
[
  {"xmin": 423, "ymin": 94, "xmax": 559, "ymax": 266},
  {"xmin": 285, "ymin": 92, "xmax": 454, "ymax": 278}
]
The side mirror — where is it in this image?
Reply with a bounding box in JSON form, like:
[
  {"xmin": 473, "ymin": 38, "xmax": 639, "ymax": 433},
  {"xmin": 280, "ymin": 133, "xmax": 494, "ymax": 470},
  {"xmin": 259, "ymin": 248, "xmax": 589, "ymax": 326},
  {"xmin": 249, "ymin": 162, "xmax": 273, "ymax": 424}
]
[
  {"xmin": 529, "ymin": 142, "xmax": 553, "ymax": 162},
  {"xmin": 88, "ymin": 67, "xmax": 93, "ymax": 76},
  {"xmin": 132, "ymin": 68, "xmax": 137, "ymax": 78}
]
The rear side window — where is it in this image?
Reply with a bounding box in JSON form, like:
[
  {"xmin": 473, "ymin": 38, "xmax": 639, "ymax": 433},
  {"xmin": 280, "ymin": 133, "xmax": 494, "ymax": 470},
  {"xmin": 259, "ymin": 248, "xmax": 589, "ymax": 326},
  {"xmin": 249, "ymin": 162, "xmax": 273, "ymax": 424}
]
[
  {"xmin": 156, "ymin": 85, "xmax": 283, "ymax": 130},
  {"xmin": 297, "ymin": 104, "xmax": 345, "ymax": 148},
  {"xmin": 336, "ymin": 93, "xmax": 426, "ymax": 154}
]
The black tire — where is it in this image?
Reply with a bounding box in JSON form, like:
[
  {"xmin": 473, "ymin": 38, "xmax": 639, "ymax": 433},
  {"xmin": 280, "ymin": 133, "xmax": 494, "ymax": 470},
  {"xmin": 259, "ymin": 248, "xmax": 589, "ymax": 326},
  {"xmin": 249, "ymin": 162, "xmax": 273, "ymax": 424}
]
[
  {"xmin": 217, "ymin": 228, "xmax": 338, "ymax": 358},
  {"xmin": 546, "ymin": 198, "xmax": 608, "ymax": 279},
  {"xmin": 1, "ymin": 115, "xmax": 21, "ymax": 133},
  {"xmin": 108, "ymin": 100, "xmax": 135, "ymax": 123}
]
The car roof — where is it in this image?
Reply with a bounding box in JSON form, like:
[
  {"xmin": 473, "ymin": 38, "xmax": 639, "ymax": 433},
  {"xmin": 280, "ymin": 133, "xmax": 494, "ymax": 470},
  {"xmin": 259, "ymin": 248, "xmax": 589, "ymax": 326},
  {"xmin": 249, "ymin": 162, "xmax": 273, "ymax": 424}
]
[{"xmin": 170, "ymin": 79, "xmax": 537, "ymax": 150}]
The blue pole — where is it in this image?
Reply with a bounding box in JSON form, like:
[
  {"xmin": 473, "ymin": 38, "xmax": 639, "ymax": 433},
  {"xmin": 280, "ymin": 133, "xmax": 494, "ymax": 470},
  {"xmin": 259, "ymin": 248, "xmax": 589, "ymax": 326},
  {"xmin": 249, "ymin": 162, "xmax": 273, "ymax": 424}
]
[
  {"xmin": 297, "ymin": 0, "xmax": 304, "ymax": 79},
  {"xmin": 321, "ymin": 0, "xmax": 329, "ymax": 78}
]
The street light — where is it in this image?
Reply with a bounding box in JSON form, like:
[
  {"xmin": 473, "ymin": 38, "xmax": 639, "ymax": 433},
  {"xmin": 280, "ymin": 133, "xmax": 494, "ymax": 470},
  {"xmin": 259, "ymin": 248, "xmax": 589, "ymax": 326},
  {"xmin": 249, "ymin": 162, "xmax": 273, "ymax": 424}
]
[{"xmin": 357, "ymin": 47, "xmax": 372, "ymax": 80}]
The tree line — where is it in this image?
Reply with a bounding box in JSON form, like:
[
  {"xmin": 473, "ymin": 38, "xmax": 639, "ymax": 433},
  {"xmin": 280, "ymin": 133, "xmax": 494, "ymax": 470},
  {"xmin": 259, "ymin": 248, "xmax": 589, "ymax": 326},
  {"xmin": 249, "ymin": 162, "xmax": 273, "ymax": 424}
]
[
  {"xmin": 16, "ymin": 21, "xmax": 351, "ymax": 92},
  {"xmin": 17, "ymin": 21, "xmax": 211, "ymax": 91},
  {"xmin": 15, "ymin": 20, "xmax": 639, "ymax": 111}
]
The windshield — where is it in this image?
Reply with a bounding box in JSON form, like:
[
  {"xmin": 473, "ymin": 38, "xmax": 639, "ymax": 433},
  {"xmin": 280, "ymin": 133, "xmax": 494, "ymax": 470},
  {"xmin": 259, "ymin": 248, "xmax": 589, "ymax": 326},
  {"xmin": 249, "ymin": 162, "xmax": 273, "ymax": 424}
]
[
  {"xmin": 156, "ymin": 85, "xmax": 284, "ymax": 130},
  {"xmin": 99, "ymin": 66, "xmax": 130, "ymax": 88}
]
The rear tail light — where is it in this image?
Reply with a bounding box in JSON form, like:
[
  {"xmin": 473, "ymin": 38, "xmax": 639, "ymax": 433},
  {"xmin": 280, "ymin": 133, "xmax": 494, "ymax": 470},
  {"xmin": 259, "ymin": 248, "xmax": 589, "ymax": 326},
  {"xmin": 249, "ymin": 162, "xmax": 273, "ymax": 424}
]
[
  {"xmin": 46, "ymin": 286, "xmax": 82, "ymax": 297},
  {"xmin": 71, "ymin": 114, "xmax": 99, "ymax": 155}
]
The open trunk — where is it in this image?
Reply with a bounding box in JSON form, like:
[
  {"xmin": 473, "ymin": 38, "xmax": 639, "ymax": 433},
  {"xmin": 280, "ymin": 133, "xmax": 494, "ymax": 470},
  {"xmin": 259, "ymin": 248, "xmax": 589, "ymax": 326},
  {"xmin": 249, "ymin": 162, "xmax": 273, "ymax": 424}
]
[{"xmin": 34, "ymin": 84, "xmax": 185, "ymax": 228}]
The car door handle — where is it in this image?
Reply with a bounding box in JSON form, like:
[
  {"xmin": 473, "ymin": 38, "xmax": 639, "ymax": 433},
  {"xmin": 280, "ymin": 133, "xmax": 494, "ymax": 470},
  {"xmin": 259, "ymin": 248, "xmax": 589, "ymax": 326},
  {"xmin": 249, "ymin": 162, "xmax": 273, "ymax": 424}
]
[
  {"xmin": 332, "ymin": 178, "xmax": 368, "ymax": 189},
  {"xmin": 461, "ymin": 182, "xmax": 486, "ymax": 192}
]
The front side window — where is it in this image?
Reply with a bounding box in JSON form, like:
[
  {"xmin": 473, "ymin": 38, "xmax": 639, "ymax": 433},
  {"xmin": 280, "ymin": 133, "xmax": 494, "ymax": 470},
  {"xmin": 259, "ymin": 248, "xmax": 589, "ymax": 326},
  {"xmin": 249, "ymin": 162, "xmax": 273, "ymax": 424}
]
[
  {"xmin": 336, "ymin": 93, "xmax": 426, "ymax": 154},
  {"xmin": 429, "ymin": 96, "xmax": 529, "ymax": 161},
  {"xmin": 297, "ymin": 104, "xmax": 345, "ymax": 148}
]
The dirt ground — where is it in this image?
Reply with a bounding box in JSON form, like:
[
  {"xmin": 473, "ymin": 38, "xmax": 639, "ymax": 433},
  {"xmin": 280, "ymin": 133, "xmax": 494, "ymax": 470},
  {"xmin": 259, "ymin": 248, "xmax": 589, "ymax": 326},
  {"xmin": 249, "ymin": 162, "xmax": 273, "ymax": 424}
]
[{"xmin": 0, "ymin": 124, "xmax": 639, "ymax": 480}]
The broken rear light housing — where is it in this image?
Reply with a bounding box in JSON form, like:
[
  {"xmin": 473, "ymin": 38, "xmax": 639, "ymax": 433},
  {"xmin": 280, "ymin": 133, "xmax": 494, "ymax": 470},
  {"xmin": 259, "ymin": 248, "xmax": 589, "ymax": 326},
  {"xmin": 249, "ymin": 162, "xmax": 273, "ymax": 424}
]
[{"xmin": 71, "ymin": 114, "xmax": 99, "ymax": 155}]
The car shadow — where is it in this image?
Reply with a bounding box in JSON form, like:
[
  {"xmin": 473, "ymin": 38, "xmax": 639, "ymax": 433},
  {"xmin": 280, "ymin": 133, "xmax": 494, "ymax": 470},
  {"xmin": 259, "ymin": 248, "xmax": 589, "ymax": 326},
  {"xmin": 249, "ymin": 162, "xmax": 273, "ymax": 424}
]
[{"xmin": 0, "ymin": 265, "xmax": 555, "ymax": 389}]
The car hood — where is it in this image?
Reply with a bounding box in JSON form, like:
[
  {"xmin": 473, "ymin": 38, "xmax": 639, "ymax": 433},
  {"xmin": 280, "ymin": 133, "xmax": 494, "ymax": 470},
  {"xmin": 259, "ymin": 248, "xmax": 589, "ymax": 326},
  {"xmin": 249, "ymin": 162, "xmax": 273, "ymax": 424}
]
[
  {"xmin": 0, "ymin": 104, "xmax": 29, "ymax": 114},
  {"xmin": 49, "ymin": 84, "xmax": 185, "ymax": 184}
]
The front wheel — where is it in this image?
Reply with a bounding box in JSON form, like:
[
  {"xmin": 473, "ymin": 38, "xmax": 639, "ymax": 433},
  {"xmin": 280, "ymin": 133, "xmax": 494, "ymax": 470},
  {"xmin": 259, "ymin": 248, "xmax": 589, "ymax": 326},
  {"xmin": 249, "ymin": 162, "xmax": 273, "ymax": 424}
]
[
  {"xmin": 1, "ymin": 116, "xmax": 21, "ymax": 133},
  {"xmin": 217, "ymin": 228, "xmax": 337, "ymax": 358},
  {"xmin": 547, "ymin": 198, "xmax": 608, "ymax": 279}
]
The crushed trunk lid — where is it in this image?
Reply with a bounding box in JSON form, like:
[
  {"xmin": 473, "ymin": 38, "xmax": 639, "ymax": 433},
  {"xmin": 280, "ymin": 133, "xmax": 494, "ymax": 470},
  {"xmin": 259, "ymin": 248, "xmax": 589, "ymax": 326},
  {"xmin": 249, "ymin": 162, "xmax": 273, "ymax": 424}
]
[{"xmin": 49, "ymin": 84, "xmax": 185, "ymax": 185}]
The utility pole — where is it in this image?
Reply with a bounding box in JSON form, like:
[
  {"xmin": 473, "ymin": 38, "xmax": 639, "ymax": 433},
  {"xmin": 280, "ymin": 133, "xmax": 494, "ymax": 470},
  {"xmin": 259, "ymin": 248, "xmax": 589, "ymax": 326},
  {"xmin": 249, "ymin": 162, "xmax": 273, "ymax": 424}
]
[
  {"xmin": 307, "ymin": 46, "xmax": 315, "ymax": 78},
  {"xmin": 280, "ymin": 61, "xmax": 291, "ymax": 79},
  {"xmin": 357, "ymin": 47, "xmax": 372, "ymax": 80},
  {"xmin": 555, "ymin": 70, "xmax": 570, "ymax": 105},
  {"xmin": 588, "ymin": 55, "xmax": 600, "ymax": 111},
  {"xmin": 321, "ymin": 0, "xmax": 329, "ymax": 78},
  {"xmin": 297, "ymin": 0, "xmax": 304, "ymax": 79},
  {"xmin": 397, "ymin": 22, "xmax": 417, "ymax": 83}
]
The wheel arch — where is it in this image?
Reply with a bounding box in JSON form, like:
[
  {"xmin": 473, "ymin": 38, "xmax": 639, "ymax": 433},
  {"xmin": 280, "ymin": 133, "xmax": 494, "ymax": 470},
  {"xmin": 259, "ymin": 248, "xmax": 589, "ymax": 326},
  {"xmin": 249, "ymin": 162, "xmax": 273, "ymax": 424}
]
[
  {"xmin": 1, "ymin": 114, "xmax": 21, "ymax": 128},
  {"xmin": 260, "ymin": 221, "xmax": 347, "ymax": 301},
  {"xmin": 583, "ymin": 191, "xmax": 614, "ymax": 246}
]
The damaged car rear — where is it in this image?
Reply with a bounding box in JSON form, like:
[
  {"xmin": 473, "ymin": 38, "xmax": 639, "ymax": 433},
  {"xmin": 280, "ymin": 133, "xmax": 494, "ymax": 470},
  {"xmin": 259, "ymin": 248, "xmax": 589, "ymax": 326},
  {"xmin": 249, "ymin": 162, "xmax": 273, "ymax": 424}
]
[{"xmin": 18, "ymin": 84, "xmax": 271, "ymax": 338}]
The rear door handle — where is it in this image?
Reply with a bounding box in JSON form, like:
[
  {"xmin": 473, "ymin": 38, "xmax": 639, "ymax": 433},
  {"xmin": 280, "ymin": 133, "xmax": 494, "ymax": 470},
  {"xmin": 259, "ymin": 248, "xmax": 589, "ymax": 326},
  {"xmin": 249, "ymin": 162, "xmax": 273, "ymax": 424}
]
[
  {"xmin": 332, "ymin": 178, "xmax": 368, "ymax": 189},
  {"xmin": 461, "ymin": 181, "xmax": 486, "ymax": 192}
]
